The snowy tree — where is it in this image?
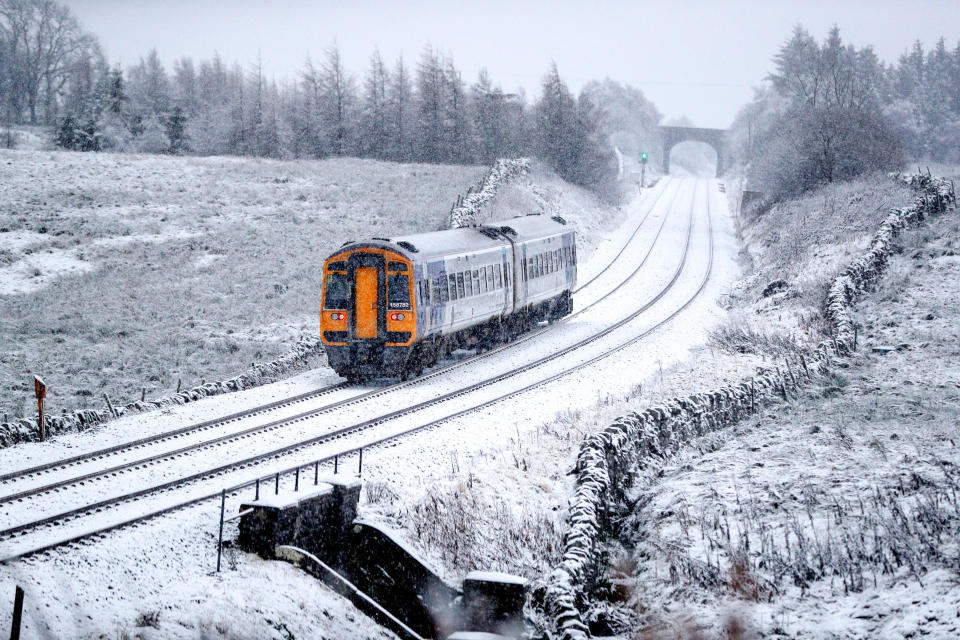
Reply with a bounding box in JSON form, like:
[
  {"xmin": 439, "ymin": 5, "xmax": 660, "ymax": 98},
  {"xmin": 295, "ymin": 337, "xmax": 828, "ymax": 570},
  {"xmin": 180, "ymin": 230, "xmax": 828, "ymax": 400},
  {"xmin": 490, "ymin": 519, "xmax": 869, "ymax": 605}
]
[
  {"xmin": 471, "ymin": 69, "xmax": 510, "ymax": 164},
  {"xmin": 319, "ymin": 43, "xmax": 355, "ymax": 156},
  {"xmin": 387, "ymin": 54, "xmax": 413, "ymax": 161},
  {"xmin": 415, "ymin": 46, "xmax": 444, "ymax": 162},
  {"xmin": 127, "ymin": 49, "xmax": 170, "ymax": 119},
  {"xmin": 734, "ymin": 25, "xmax": 903, "ymax": 199},
  {"xmin": 440, "ymin": 55, "xmax": 470, "ymax": 163},
  {"xmin": 580, "ymin": 78, "xmax": 661, "ymax": 161},
  {"xmin": 360, "ymin": 49, "xmax": 390, "ymax": 159},
  {"xmin": 535, "ymin": 63, "xmax": 579, "ymax": 180}
]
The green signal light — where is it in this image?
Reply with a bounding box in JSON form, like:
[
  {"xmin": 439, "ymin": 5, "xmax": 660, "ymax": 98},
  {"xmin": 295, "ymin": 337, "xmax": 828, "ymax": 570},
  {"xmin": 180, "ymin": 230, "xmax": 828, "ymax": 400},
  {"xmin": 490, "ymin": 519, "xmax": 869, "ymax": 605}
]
[{"xmin": 640, "ymin": 152, "xmax": 648, "ymax": 163}]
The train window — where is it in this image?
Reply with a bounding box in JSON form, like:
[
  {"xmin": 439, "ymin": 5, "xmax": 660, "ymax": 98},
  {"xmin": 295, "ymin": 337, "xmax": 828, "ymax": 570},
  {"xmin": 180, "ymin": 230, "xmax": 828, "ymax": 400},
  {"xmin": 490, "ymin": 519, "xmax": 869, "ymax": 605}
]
[
  {"xmin": 494, "ymin": 264, "xmax": 502, "ymax": 288},
  {"xmin": 464, "ymin": 271, "xmax": 473, "ymax": 297},
  {"xmin": 480, "ymin": 267, "xmax": 488, "ymax": 293},
  {"xmin": 448, "ymin": 274, "xmax": 458, "ymax": 300},
  {"xmin": 472, "ymin": 269, "xmax": 480, "ymax": 294},
  {"xmin": 323, "ymin": 273, "xmax": 349, "ymax": 309},
  {"xmin": 487, "ymin": 266, "xmax": 495, "ymax": 291},
  {"xmin": 388, "ymin": 274, "xmax": 411, "ymax": 309},
  {"xmin": 456, "ymin": 273, "xmax": 465, "ymax": 298},
  {"xmin": 388, "ymin": 261, "xmax": 408, "ymax": 272},
  {"xmin": 328, "ymin": 261, "xmax": 346, "ymax": 271},
  {"xmin": 537, "ymin": 254, "xmax": 544, "ymax": 277},
  {"xmin": 554, "ymin": 249, "xmax": 560, "ymax": 272},
  {"xmin": 527, "ymin": 257, "xmax": 535, "ymax": 280},
  {"xmin": 435, "ymin": 278, "xmax": 447, "ymax": 303}
]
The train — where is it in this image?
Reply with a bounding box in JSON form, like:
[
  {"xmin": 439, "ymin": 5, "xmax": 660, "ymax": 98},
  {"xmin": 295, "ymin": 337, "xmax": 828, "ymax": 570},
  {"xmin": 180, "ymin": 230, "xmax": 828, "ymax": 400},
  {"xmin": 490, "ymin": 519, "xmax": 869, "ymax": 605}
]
[{"xmin": 319, "ymin": 214, "xmax": 577, "ymax": 381}]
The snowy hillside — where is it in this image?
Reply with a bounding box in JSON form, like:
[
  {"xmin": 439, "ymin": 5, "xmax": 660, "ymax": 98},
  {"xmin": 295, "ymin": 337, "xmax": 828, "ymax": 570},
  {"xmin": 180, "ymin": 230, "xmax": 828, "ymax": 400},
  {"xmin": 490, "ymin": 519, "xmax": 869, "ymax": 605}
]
[{"xmin": 0, "ymin": 151, "xmax": 486, "ymax": 420}]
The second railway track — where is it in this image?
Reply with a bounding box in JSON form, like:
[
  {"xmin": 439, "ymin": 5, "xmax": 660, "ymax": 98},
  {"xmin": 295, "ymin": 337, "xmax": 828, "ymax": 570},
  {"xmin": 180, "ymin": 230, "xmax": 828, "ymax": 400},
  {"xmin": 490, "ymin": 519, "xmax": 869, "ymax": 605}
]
[{"xmin": 0, "ymin": 178, "xmax": 716, "ymax": 563}]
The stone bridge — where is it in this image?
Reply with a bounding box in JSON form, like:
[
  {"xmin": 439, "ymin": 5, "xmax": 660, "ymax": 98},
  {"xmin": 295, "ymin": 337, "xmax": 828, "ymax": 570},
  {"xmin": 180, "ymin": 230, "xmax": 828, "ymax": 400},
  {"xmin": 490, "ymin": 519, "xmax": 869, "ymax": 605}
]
[{"xmin": 659, "ymin": 125, "xmax": 727, "ymax": 177}]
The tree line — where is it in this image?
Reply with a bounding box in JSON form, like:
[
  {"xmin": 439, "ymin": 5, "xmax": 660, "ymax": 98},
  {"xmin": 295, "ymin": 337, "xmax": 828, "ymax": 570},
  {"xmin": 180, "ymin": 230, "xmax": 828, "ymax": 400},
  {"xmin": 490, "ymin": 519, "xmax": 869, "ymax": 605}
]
[
  {"xmin": 728, "ymin": 25, "xmax": 960, "ymax": 200},
  {"xmin": 1, "ymin": 0, "xmax": 665, "ymax": 196}
]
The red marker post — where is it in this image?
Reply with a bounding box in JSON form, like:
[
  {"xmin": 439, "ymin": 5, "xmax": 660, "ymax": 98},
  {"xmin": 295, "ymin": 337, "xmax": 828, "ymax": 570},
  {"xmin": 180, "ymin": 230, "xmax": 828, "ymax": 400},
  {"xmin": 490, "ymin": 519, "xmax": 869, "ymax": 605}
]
[{"xmin": 34, "ymin": 376, "xmax": 46, "ymax": 442}]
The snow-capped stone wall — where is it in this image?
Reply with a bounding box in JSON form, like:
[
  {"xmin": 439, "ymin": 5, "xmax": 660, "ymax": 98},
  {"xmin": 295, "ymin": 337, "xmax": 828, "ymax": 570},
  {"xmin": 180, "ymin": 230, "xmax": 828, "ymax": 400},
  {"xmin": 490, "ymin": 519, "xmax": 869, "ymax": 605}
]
[
  {"xmin": 448, "ymin": 158, "xmax": 531, "ymax": 228},
  {"xmin": 0, "ymin": 334, "xmax": 325, "ymax": 448},
  {"xmin": 542, "ymin": 172, "xmax": 957, "ymax": 640}
]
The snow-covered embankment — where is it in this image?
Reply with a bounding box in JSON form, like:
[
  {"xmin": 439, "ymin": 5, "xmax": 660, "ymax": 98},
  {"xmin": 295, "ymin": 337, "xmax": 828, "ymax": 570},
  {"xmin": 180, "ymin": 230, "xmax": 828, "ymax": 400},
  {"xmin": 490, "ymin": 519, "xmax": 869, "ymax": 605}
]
[{"xmin": 540, "ymin": 172, "xmax": 957, "ymax": 639}]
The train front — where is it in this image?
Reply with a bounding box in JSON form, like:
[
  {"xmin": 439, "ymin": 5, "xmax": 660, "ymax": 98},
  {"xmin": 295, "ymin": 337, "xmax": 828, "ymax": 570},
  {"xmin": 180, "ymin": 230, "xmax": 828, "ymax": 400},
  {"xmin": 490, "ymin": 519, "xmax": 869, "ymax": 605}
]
[{"xmin": 319, "ymin": 243, "xmax": 417, "ymax": 380}]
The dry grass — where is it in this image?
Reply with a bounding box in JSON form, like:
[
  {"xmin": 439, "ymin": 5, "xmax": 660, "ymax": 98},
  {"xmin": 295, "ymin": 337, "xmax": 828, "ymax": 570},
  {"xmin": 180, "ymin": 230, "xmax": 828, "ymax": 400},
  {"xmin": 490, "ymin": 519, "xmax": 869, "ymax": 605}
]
[{"xmin": 733, "ymin": 172, "xmax": 915, "ymax": 328}]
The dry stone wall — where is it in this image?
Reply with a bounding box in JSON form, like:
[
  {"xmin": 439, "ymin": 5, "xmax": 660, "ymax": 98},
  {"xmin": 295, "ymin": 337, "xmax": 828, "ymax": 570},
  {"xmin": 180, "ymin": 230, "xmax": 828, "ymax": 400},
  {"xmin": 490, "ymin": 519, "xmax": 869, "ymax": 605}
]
[
  {"xmin": 448, "ymin": 158, "xmax": 531, "ymax": 228},
  {"xmin": 541, "ymin": 172, "xmax": 957, "ymax": 640},
  {"xmin": 0, "ymin": 334, "xmax": 325, "ymax": 448}
]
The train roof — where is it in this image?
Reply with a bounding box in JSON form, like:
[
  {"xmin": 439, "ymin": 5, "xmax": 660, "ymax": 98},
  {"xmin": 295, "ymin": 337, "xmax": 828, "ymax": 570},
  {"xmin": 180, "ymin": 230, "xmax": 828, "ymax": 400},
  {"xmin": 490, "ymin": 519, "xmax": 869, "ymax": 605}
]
[{"xmin": 332, "ymin": 214, "xmax": 572, "ymax": 262}]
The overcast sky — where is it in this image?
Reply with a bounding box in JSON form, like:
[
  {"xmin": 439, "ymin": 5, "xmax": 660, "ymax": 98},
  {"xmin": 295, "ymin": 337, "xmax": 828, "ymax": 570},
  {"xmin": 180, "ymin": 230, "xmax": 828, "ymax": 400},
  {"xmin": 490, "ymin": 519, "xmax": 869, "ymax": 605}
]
[{"xmin": 65, "ymin": 0, "xmax": 960, "ymax": 129}]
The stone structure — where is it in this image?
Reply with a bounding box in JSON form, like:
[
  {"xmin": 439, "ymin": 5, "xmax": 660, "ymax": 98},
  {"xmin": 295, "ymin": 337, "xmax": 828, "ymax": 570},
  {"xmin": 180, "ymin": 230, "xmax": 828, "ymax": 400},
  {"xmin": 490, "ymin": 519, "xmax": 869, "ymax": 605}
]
[{"xmin": 659, "ymin": 125, "xmax": 727, "ymax": 177}]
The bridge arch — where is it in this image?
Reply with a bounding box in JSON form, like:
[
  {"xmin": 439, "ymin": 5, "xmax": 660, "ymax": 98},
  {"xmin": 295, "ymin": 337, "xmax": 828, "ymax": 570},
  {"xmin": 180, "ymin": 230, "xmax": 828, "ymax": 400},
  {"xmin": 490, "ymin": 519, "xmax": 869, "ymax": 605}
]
[{"xmin": 659, "ymin": 126, "xmax": 727, "ymax": 177}]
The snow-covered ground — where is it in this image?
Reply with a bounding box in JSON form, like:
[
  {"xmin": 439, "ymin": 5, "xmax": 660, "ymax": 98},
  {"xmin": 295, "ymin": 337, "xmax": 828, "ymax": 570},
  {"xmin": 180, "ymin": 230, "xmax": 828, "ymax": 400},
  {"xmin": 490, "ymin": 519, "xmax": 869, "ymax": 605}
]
[
  {"xmin": 599, "ymin": 172, "xmax": 960, "ymax": 638},
  {"xmin": 0, "ymin": 150, "xmax": 487, "ymax": 420},
  {"xmin": 0, "ymin": 175, "xmax": 741, "ymax": 638}
]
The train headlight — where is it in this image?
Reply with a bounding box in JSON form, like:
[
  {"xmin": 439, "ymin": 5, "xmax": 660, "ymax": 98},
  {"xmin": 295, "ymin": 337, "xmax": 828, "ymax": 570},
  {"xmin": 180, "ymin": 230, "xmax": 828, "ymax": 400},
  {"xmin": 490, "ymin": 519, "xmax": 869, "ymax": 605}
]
[
  {"xmin": 390, "ymin": 312, "xmax": 405, "ymax": 321},
  {"xmin": 330, "ymin": 312, "xmax": 345, "ymax": 321}
]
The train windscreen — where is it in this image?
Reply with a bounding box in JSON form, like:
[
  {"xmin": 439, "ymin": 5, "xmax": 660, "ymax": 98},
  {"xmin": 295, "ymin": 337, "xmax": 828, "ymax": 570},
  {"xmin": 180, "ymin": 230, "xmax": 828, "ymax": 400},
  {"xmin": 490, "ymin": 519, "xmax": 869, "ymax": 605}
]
[{"xmin": 324, "ymin": 272, "xmax": 349, "ymax": 309}]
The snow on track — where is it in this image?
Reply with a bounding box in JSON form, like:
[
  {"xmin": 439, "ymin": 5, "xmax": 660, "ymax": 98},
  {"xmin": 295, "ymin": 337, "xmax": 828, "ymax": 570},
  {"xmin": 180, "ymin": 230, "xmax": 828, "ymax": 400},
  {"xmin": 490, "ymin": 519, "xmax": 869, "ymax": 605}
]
[{"xmin": 0, "ymin": 177, "xmax": 740, "ymax": 639}]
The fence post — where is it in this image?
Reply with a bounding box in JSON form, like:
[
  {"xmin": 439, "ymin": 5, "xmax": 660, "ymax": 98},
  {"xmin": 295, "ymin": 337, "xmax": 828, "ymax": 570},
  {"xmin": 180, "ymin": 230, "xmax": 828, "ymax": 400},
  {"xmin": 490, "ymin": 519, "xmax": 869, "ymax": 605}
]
[
  {"xmin": 34, "ymin": 377, "xmax": 45, "ymax": 442},
  {"xmin": 274, "ymin": 473, "xmax": 280, "ymax": 495},
  {"xmin": 255, "ymin": 478, "xmax": 260, "ymax": 501},
  {"xmin": 358, "ymin": 448, "xmax": 363, "ymax": 475},
  {"xmin": 9, "ymin": 585, "xmax": 24, "ymax": 640},
  {"xmin": 294, "ymin": 467, "xmax": 300, "ymax": 492},
  {"xmin": 314, "ymin": 461, "xmax": 319, "ymax": 485},
  {"xmin": 216, "ymin": 489, "xmax": 226, "ymax": 573},
  {"xmin": 334, "ymin": 455, "xmax": 338, "ymax": 474}
]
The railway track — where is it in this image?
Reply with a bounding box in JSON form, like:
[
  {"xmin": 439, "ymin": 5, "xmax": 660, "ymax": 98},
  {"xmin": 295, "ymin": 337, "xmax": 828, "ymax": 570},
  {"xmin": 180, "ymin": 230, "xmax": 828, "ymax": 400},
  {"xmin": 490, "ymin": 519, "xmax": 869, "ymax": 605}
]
[
  {"xmin": 0, "ymin": 178, "xmax": 714, "ymax": 563},
  {"xmin": 0, "ymin": 178, "xmax": 680, "ymax": 497}
]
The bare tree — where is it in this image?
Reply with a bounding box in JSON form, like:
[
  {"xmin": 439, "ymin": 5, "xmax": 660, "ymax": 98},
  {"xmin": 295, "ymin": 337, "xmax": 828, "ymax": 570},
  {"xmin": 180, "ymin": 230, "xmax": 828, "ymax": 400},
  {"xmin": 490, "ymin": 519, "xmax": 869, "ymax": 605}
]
[{"xmin": 0, "ymin": 0, "xmax": 99, "ymax": 124}]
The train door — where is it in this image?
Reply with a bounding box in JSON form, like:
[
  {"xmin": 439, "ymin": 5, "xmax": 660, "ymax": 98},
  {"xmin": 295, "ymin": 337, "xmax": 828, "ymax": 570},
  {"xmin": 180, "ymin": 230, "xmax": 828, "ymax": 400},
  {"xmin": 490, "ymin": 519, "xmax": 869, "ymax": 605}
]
[{"xmin": 348, "ymin": 253, "xmax": 386, "ymax": 341}]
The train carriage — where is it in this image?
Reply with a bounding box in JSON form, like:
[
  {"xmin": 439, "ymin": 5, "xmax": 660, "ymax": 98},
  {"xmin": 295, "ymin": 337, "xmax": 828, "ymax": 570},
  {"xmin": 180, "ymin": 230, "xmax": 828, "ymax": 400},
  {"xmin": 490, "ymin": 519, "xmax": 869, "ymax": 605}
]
[{"xmin": 320, "ymin": 215, "xmax": 576, "ymax": 381}]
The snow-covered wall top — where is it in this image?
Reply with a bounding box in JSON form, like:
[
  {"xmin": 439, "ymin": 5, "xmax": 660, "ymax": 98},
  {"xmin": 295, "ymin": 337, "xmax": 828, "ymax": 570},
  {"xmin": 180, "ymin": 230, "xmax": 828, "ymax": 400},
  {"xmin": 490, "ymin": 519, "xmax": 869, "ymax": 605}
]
[{"xmin": 448, "ymin": 158, "xmax": 531, "ymax": 229}]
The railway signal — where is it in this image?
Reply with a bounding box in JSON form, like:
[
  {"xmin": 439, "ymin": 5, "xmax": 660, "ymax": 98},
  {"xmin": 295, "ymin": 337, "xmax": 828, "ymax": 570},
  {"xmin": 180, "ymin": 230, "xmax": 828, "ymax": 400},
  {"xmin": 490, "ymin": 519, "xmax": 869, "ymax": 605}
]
[
  {"xmin": 34, "ymin": 376, "xmax": 46, "ymax": 441},
  {"xmin": 639, "ymin": 152, "xmax": 648, "ymax": 188}
]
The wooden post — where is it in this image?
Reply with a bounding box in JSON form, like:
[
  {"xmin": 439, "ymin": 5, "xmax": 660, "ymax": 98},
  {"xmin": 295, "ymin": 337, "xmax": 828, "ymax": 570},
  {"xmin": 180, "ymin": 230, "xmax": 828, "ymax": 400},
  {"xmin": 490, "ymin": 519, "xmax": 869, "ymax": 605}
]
[
  {"xmin": 102, "ymin": 393, "xmax": 117, "ymax": 419},
  {"xmin": 10, "ymin": 585, "xmax": 24, "ymax": 640},
  {"xmin": 785, "ymin": 358, "xmax": 798, "ymax": 387},
  {"xmin": 34, "ymin": 376, "xmax": 46, "ymax": 442},
  {"xmin": 216, "ymin": 489, "xmax": 226, "ymax": 573}
]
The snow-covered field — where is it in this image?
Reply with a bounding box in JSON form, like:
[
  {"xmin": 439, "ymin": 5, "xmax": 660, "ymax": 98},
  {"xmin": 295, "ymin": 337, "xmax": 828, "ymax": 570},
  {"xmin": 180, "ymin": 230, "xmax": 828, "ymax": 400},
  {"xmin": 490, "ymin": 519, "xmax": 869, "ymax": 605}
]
[
  {"xmin": 0, "ymin": 173, "xmax": 742, "ymax": 638},
  {"xmin": 0, "ymin": 150, "xmax": 487, "ymax": 421}
]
